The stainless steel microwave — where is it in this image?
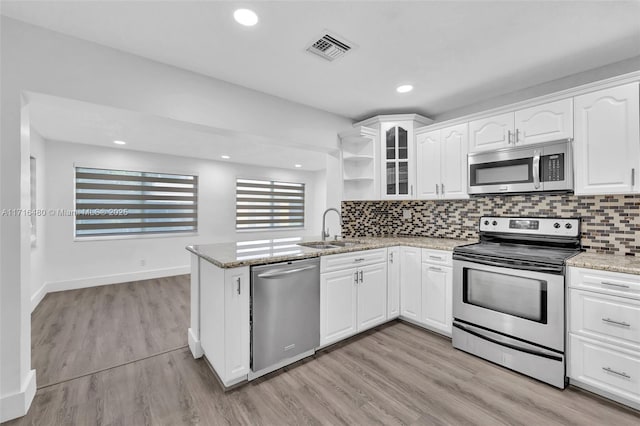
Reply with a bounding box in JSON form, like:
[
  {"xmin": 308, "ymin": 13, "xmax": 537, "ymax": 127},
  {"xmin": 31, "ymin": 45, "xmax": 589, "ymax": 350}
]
[{"xmin": 468, "ymin": 139, "xmax": 573, "ymax": 195}]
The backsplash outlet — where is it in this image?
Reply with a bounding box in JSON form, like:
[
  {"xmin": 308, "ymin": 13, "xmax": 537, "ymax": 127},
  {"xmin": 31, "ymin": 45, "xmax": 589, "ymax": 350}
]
[{"xmin": 342, "ymin": 194, "xmax": 640, "ymax": 256}]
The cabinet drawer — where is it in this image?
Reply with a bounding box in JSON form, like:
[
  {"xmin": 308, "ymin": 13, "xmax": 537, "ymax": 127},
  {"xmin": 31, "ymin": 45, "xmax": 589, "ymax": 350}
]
[
  {"xmin": 421, "ymin": 248, "xmax": 452, "ymax": 266},
  {"xmin": 321, "ymin": 248, "xmax": 387, "ymax": 273},
  {"xmin": 570, "ymin": 289, "xmax": 640, "ymax": 351},
  {"xmin": 569, "ymin": 335, "xmax": 640, "ymax": 405},
  {"xmin": 569, "ymin": 267, "xmax": 640, "ymax": 300}
]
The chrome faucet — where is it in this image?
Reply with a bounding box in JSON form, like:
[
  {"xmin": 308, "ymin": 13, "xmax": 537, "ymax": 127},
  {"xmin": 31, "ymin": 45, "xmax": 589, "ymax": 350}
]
[{"xmin": 321, "ymin": 208, "xmax": 342, "ymax": 241}]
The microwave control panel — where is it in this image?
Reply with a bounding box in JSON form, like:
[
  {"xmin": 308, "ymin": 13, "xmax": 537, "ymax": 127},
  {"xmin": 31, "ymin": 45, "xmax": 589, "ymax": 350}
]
[{"xmin": 541, "ymin": 153, "xmax": 565, "ymax": 182}]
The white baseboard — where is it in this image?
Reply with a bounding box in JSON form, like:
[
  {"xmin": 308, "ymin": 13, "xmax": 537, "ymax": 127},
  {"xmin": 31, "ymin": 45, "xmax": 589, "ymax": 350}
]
[
  {"xmin": 188, "ymin": 327, "xmax": 203, "ymax": 359},
  {"xmin": 31, "ymin": 266, "xmax": 190, "ymax": 312},
  {"xmin": 0, "ymin": 369, "xmax": 36, "ymax": 423},
  {"xmin": 30, "ymin": 283, "xmax": 47, "ymax": 312}
]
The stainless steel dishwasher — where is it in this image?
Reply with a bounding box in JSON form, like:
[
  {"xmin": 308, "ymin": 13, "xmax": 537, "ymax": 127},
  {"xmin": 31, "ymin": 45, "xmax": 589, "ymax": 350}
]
[{"xmin": 250, "ymin": 257, "xmax": 320, "ymax": 378}]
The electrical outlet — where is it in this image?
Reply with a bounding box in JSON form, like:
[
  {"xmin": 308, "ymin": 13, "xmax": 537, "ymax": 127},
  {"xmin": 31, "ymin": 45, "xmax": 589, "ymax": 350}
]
[{"xmin": 403, "ymin": 209, "xmax": 412, "ymax": 220}]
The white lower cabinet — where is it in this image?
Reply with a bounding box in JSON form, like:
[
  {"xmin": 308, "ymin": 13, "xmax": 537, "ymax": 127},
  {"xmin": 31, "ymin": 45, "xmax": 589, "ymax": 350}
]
[
  {"xmin": 570, "ymin": 335, "xmax": 640, "ymax": 408},
  {"xmin": 200, "ymin": 261, "xmax": 250, "ymax": 387},
  {"xmin": 400, "ymin": 246, "xmax": 422, "ymax": 321},
  {"xmin": 320, "ymin": 268, "xmax": 358, "ymax": 345},
  {"xmin": 398, "ymin": 246, "xmax": 453, "ymax": 337},
  {"xmin": 387, "ymin": 247, "xmax": 400, "ymax": 319},
  {"xmin": 421, "ymin": 263, "xmax": 452, "ymax": 336},
  {"xmin": 357, "ymin": 263, "xmax": 389, "ymax": 331},
  {"xmin": 568, "ymin": 267, "xmax": 640, "ymax": 410},
  {"xmin": 320, "ymin": 250, "xmax": 388, "ymax": 346}
]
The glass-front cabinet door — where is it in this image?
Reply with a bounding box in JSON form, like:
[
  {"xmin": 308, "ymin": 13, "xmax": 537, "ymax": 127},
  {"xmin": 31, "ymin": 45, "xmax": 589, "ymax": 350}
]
[{"xmin": 382, "ymin": 122, "xmax": 414, "ymax": 199}]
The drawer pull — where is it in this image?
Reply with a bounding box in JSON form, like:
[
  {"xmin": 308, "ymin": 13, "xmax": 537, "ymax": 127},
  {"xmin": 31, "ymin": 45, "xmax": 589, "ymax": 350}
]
[
  {"xmin": 602, "ymin": 318, "xmax": 631, "ymax": 327},
  {"xmin": 354, "ymin": 258, "xmax": 365, "ymax": 262},
  {"xmin": 428, "ymin": 255, "xmax": 443, "ymax": 260},
  {"xmin": 429, "ymin": 266, "xmax": 442, "ymax": 272},
  {"xmin": 602, "ymin": 367, "xmax": 631, "ymax": 379},
  {"xmin": 601, "ymin": 281, "xmax": 630, "ymax": 289}
]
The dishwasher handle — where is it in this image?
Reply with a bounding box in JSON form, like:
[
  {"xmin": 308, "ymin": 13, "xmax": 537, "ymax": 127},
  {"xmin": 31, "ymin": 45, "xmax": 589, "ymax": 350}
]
[{"xmin": 257, "ymin": 264, "xmax": 318, "ymax": 278}]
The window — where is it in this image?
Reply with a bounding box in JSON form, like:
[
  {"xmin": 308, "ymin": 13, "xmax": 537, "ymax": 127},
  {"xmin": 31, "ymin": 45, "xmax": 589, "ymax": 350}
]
[
  {"xmin": 236, "ymin": 178, "xmax": 305, "ymax": 230},
  {"xmin": 75, "ymin": 167, "xmax": 197, "ymax": 238}
]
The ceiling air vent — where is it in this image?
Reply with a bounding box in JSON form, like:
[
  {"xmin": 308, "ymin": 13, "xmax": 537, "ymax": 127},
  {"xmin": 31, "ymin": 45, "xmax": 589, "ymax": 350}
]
[{"xmin": 306, "ymin": 32, "xmax": 353, "ymax": 61}]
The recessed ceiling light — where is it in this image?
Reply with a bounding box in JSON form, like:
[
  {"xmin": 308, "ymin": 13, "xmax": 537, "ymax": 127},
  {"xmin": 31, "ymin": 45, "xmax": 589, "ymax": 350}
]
[
  {"xmin": 396, "ymin": 84, "xmax": 413, "ymax": 93},
  {"xmin": 234, "ymin": 9, "xmax": 258, "ymax": 26},
  {"xmin": 221, "ymin": 155, "xmax": 231, "ymax": 159},
  {"xmin": 113, "ymin": 140, "xmax": 126, "ymax": 145},
  {"xmin": 294, "ymin": 164, "xmax": 302, "ymax": 168}
]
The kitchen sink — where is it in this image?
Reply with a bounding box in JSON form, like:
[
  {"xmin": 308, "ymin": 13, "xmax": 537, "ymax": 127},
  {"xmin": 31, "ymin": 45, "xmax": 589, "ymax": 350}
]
[
  {"xmin": 297, "ymin": 242, "xmax": 339, "ymax": 249},
  {"xmin": 297, "ymin": 240, "xmax": 364, "ymax": 250},
  {"xmin": 330, "ymin": 240, "xmax": 363, "ymax": 247}
]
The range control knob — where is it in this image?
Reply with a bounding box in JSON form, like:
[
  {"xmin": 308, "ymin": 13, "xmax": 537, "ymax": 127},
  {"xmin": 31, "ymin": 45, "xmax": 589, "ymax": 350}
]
[
  {"xmin": 492, "ymin": 220, "xmax": 498, "ymax": 226},
  {"xmin": 565, "ymin": 223, "xmax": 573, "ymax": 229},
  {"xmin": 553, "ymin": 222, "xmax": 561, "ymax": 229},
  {"xmin": 484, "ymin": 220, "xmax": 490, "ymax": 226}
]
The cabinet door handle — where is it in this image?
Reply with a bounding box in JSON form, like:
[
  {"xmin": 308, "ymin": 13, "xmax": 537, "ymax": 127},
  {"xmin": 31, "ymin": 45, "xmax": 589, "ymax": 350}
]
[
  {"xmin": 359, "ymin": 270, "xmax": 364, "ymax": 283},
  {"xmin": 507, "ymin": 130, "xmax": 513, "ymax": 144},
  {"xmin": 435, "ymin": 184, "xmax": 439, "ymax": 195},
  {"xmin": 602, "ymin": 318, "xmax": 631, "ymax": 327},
  {"xmin": 236, "ymin": 277, "xmax": 241, "ymax": 295},
  {"xmin": 410, "ymin": 185, "xmax": 413, "ymax": 196},
  {"xmin": 601, "ymin": 281, "xmax": 630, "ymax": 289},
  {"xmin": 441, "ymin": 183, "xmax": 445, "ymax": 194},
  {"xmin": 515, "ymin": 129, "xmax": 520, "ymax": 143},
  {"xmin": 632, "ymin": 168, "xmax": 636, "ymax": 187},
  {"xmin": 354, "ymin": 271, "xmax": 359, "ymax": 285},
  {"xmin": 389, "ymin": 252, "xmax": 394, "ymax": 263},
  {"xmin": 602, "ymin": 367, "xmax": 631, "ymax": 379}
]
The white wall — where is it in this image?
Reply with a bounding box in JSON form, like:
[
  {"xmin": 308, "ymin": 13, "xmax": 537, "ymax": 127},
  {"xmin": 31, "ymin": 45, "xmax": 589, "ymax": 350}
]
[
  {"xmin": 41, "ymin": 140, "xmax": 325, "ymax": 290},
  {"xmin": 0, "ymin": 17, "xmax": 351, "ymax": 421},
  {"xmin": 29, "ymin": 130, "xmax": 47, "ymax": 307}
]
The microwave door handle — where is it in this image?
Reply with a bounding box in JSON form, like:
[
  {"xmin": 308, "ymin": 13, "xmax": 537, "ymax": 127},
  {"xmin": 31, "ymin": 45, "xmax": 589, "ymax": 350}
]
[{"xmin": 533, "ymin": 149, "xmax": 541, "ymax": 189}]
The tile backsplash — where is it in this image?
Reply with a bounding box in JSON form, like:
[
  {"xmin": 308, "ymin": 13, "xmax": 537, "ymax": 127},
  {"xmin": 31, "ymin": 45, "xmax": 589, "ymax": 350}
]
[{"xmin": 342, "ymin": 194, "xmax": 640, "ymax": 256}]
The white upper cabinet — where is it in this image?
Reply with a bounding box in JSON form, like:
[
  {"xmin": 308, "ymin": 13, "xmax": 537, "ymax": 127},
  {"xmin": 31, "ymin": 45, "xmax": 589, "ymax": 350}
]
[
  {"xmin": 469, "ymin": 112, "xmax": 514, "ymax": 152},
  {"xmin": 382, "ymin": 121, "xmax": 414, "ymax": 199},
  {"xmin": 353, "ymin": 114, "xmax": 433, "ymax": 200},
  {"xmin": 416, "ymin": 124, "xmax": 468, "ymax": 200},
  {"xmin": 469, "ymin": 99, "xmax": 574, "ymax": 153},
  {"xmin": 514, "ymin": 98, "xmax": 573, "ymax": 145},
  {"xmin": 416, "ymin": 130, "xmax": 441, "ymax": 199},
  {"xmin": 574, "ymin": 82, "xmax": 640, "ymax": 195},
  {"xmin": 440, "ymin": 124, "xmax": 468, "ymax": 199}
]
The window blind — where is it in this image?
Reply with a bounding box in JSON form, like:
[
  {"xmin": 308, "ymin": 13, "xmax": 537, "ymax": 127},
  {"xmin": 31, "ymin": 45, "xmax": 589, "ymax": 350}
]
[
  {"xmin": 236, "ymin": 178, "xmax": 305, "ymax": 230},
  {"xmin": 75, "ymin": 167, "xmax": 197, "ymax": 237}
]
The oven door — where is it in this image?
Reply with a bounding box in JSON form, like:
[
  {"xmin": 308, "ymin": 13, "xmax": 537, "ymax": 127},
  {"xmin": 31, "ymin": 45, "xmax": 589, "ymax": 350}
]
[{"xmin": 453, "ymin": 259, "xmax": 564, "ymax": 352}]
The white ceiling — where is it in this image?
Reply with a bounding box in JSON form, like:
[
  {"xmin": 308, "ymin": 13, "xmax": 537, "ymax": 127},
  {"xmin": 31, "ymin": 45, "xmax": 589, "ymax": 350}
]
[
  {"xmin": 28, "ymin": 93, "xmax": 331, "ymax": 171},
  {"xmin": 3, "ymin": 1, "xmax": 640, "ymax": 120}
]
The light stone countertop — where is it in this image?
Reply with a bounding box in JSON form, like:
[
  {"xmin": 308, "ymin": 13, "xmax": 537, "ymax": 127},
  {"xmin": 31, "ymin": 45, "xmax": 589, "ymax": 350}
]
[
  {"xmin": 187, "ymin": 236, "xmax": 475, "ymax": 269},
  {"xmin": 566, "ymin": 252, "xmax": 640, "ymax": 276}
]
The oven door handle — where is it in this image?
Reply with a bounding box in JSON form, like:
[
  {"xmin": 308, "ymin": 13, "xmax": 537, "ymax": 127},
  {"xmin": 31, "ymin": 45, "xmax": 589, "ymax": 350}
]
[
  {"xmin": 533, "ymin": 149, "xmax": 541, "ymax": 189},
  {"xmin": 453, "ymin": 322, "xmax": 563, "ymax": 362},
  {"xmin": 453, "ymin": 254, "xmax": 563, "ymax": 274}
]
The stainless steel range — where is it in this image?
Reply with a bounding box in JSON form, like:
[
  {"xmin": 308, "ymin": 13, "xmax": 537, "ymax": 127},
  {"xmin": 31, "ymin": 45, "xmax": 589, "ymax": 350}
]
[{"xmin": 452, "ymin": 216, "xmax": 582, "ymax": 388}]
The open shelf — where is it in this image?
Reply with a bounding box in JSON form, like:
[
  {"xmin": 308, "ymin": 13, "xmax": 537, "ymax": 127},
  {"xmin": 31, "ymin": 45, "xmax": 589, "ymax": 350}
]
[{"xmin": 339, "ymin": 126, "xmax": 378, "ymax": 201}]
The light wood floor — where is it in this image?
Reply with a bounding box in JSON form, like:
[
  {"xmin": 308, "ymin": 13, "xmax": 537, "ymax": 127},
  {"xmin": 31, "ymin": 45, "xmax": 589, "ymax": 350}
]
[
  {"xmin": 10, "ymin": 317, "xmax": 640, "ymax": 424},
  {"xmin": 30, "ymin": 275, "xmax": 190, "ymax": 387}
]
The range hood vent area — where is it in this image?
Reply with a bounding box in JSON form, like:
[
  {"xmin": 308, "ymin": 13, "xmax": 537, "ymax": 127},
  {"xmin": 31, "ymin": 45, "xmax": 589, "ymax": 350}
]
[{"xmin": 306, "ymin": 32, "xmax": 353, "ymax": 61}]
